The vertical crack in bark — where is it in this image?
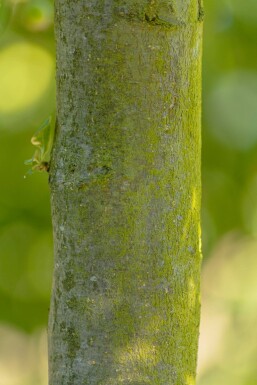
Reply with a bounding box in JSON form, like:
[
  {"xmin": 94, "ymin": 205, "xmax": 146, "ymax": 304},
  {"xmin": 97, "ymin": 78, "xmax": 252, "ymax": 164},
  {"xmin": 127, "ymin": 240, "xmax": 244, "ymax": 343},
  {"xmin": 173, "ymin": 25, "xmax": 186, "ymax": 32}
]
[{"xmin": 198, "ymin": 0, "xmax": 204, "ymax": 22}]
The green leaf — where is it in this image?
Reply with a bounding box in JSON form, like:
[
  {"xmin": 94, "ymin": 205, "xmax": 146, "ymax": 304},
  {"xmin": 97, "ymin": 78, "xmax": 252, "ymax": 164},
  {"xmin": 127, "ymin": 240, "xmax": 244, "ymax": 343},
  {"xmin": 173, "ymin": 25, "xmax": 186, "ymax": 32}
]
[{"xmin": 25, "ymin": 113, "xmax": 55, "ymax": 174}]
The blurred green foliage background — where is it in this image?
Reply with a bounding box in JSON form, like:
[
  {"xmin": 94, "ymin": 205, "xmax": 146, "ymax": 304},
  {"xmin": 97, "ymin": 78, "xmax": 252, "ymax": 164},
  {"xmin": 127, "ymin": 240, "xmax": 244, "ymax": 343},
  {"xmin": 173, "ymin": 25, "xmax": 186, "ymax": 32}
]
[{"xmin": 0, "ymin": 0, "xmax": 257, "ymax": 384}]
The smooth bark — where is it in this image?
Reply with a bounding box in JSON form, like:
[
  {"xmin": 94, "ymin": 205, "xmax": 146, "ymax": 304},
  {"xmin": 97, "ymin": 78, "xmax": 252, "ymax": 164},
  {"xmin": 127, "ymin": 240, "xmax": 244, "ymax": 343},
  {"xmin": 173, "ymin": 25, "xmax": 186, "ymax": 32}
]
[{"xmin": 48, "ymin": 1, "xmax": 203, "ymax": 384}]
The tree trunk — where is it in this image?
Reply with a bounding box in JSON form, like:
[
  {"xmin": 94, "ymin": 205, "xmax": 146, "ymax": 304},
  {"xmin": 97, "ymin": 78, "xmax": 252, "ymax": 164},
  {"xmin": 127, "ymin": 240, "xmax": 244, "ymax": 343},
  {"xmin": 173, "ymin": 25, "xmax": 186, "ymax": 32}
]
[{"xmin": 48, "ymin": 1, "xmax": 203, "ymax": 384}]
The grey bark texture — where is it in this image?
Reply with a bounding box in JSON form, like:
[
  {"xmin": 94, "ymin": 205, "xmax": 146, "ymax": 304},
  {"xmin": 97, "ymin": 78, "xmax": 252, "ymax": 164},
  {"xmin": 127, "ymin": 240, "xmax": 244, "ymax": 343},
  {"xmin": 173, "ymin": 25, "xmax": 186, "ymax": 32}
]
[{"xmin": 48, "ymin": 1, "xmax": 203, "ymax": 384}]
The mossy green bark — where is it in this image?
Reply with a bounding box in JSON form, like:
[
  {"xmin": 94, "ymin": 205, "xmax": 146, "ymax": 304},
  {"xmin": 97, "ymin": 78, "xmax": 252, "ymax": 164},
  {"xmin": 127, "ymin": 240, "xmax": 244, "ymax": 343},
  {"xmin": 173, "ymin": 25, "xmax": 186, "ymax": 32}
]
[{"xmin": 48, "ymin": 1, "xmax": 203, "ymax": 384}]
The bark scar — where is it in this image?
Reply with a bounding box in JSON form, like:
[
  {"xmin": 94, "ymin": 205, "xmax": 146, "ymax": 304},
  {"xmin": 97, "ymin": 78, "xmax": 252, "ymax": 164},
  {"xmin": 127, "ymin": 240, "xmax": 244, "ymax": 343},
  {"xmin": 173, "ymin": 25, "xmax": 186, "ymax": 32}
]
[
  {"xmin": 144, "ymin": 1, "xmax": 183, "ymax": 28},
  {"xmin": 144, "ymin": 12, "xmax": 183, "ymax": 28},
  {"xmin": 115, "ymin": 1, "xmax": 184, "ymax": 28}
]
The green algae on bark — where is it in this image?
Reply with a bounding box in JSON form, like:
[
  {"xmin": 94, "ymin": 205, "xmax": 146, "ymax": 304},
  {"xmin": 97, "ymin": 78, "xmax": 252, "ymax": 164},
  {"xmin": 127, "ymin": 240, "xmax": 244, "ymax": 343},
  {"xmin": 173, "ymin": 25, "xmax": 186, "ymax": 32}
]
[{"xmin": 48, "ymin": 1, "xmax": 203, "ymax": 384}]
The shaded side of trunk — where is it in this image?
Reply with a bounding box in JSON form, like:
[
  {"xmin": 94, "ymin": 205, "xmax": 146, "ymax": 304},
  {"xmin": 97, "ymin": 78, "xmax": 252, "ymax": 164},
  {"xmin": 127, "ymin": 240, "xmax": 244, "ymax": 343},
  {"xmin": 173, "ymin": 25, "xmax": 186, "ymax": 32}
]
[{"xmin": 48, "ymin": 1, "xmax": 203, "ymax": 384}]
